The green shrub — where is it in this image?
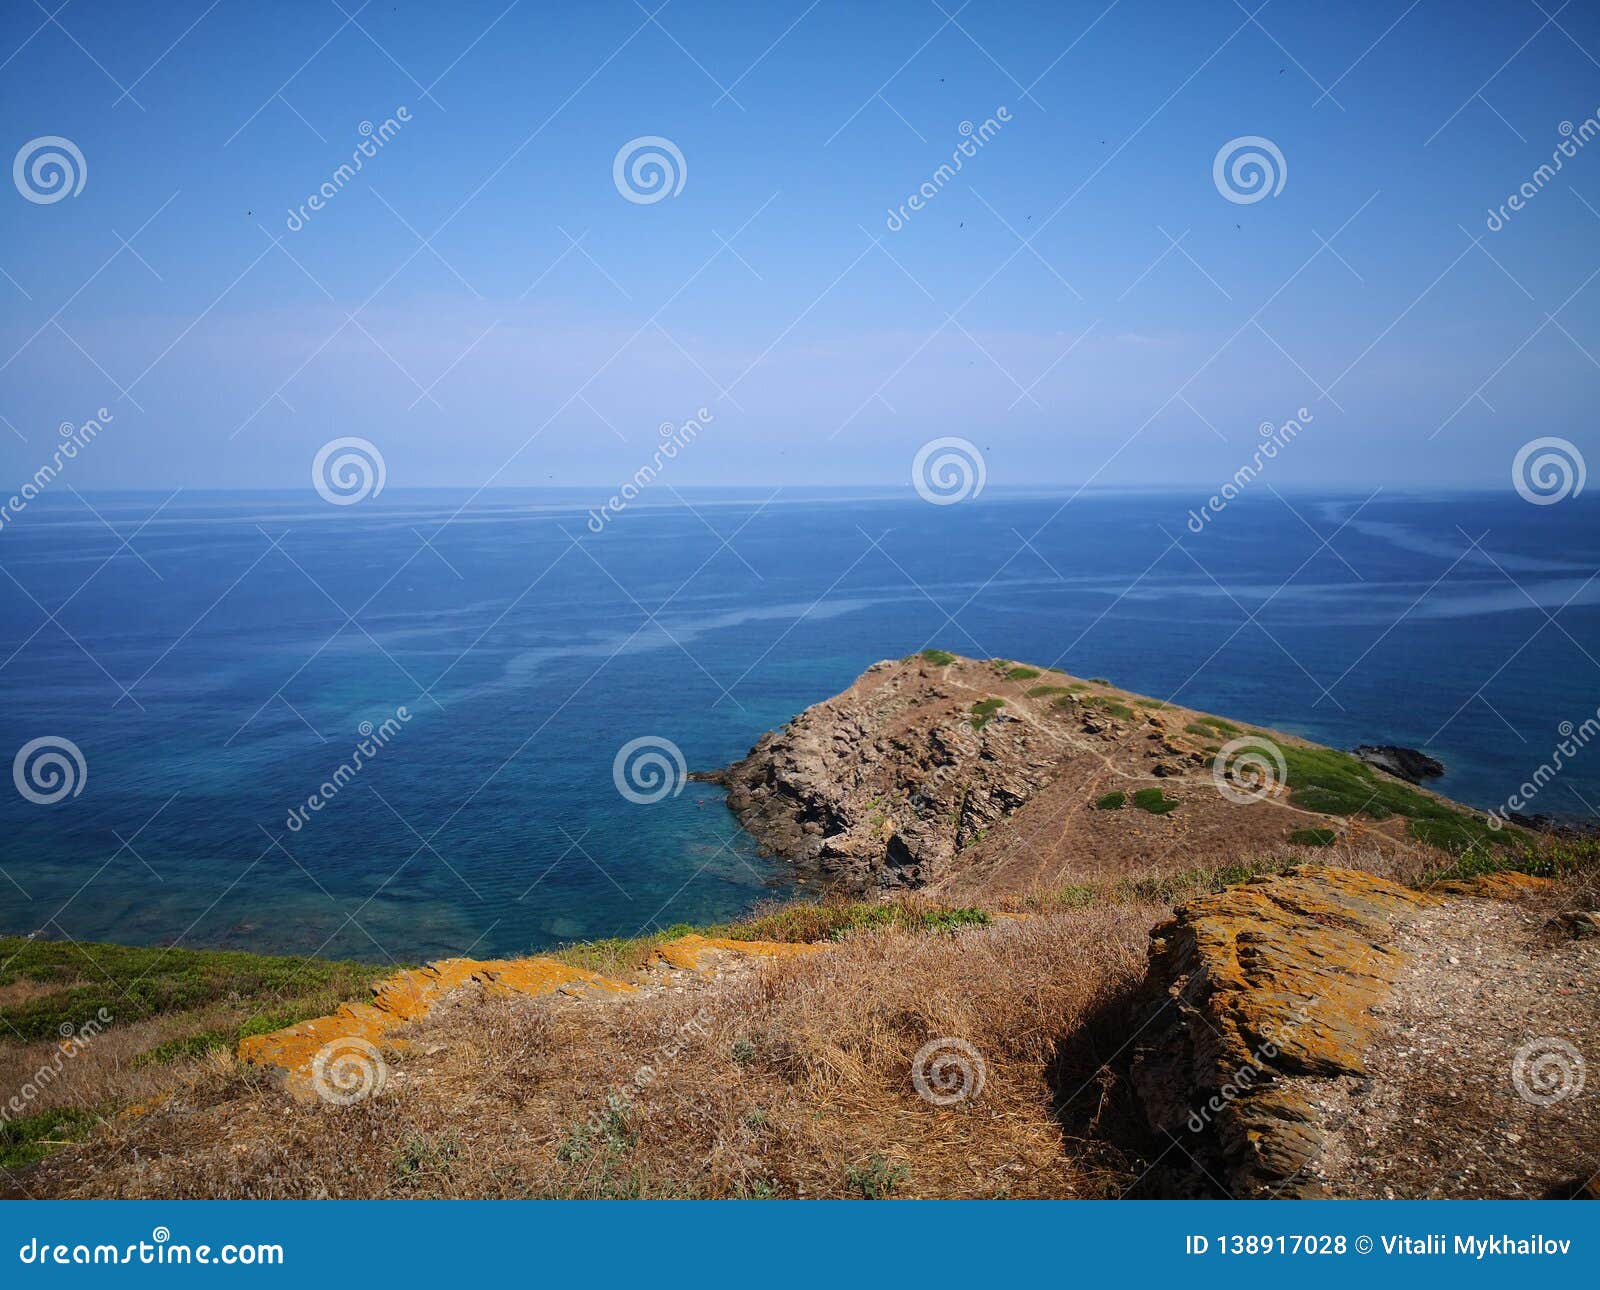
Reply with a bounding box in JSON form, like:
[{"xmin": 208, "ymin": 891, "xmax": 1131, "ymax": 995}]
[
  {"xmin": 1004, "ymin": 666, "xmax": 1041, "ymax": 680},
  {"xmin": 1095, "ymin": 791, "xmax": 1126, "ymax": 810},
  {"xmin": 970, "ymin": 698, "xmax": 1005, "ymax": 730},
  {"xmin": 846, "ymin": 1155, "xmax": 908, "ymax": 1199},
  {"xmin": 1132, "ymin": 787, "xmax": 1178, "ymax": 815},
  {"xmin": 917, "ymin": 648, "xmax": 957, "ymax": 666},
  {"xmin": 1288, "ymin": 828, "xmax": 1336, "ymax": 847},
  {"xmin": 0, "ymin": 1107, "xmax": 100, "ymax": 1169}
]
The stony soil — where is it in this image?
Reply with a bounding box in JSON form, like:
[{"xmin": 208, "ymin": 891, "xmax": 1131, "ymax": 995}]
[{"xmin": 1298, "ymin": 889, "xmax": 1599, "ymax": 1198}]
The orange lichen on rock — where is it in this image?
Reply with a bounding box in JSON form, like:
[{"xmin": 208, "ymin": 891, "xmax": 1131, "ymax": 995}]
[
  {"xmin": 1432, "ymin": 870, "xmax": 1555, "ymax": 901},
  {"xmin": 239, "ymin": 937, "xmax": 826, "ymax": 1100},
  {"xmin": 1131, "ymin": 866, "xmax": 1432, "ymax": 1196},
  {"xmin": 239, "ymin": 955, "xmax": 636, "ymax": 1100},
  {"xmin": 652, "ymin": 933, "xmax": 827, "ymax": 971}
]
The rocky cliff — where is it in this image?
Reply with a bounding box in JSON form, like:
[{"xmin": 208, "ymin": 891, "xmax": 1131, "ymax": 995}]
[{"xmin": 702, "ymin": 652, "xmax": 1510, "ymax": 897}]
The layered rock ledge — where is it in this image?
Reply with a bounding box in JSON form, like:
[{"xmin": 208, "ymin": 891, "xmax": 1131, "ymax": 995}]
[
  {"xmin": 699, "ymin": 656, "xmax": 1068, "ymax": 890},
  {"xmin": 1129, "ymin": 865, "xmax": 1598, "ymax": 1198}
]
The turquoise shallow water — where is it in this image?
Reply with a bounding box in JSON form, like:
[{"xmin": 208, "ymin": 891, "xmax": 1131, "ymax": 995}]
[{"xmin": 1, "ymin": 487, "xmax": 1596, "ymax": 963}]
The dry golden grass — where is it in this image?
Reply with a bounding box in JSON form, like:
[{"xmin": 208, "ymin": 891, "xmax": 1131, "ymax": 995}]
[{"xmin": 26, "ymin": 904, "xmax": 1159, "ymax": 1199}]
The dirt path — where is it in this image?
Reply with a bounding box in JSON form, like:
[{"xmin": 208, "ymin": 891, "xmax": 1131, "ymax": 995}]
[{"xmin": 1296, "ymin": 896, "xmax": 1599, "ymax": 1198}]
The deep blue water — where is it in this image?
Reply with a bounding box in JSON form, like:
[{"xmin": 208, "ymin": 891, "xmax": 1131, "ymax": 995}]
[{"xmin": 1, "ymin": 488, "xmax": 1596, "ymax": 964}]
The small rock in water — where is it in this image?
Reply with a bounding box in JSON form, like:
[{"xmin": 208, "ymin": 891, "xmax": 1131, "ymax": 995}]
[{"xmin": 1354, "ymin": 744, "xmax": 1445, "ymax": 784}]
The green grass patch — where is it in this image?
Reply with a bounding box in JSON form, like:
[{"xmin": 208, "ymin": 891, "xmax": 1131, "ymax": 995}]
[
  {"xmin": 1288, "ymin": 827, "xmax": 1337, "ymax": 848},
  {"xmin": 1190, "ymin": 715, "xmax": 1240, "ymax": 735},
  {"xmin": 1423, "ymin": 837, "xmax": 1600, "ymax": 885},
  {"xmin": 1278, "ymin": 744, "xmax": 1508, "ymax": 856},
  {"xmin": 1050, "ymin": 694, "xmax": 1080, "ymax": 709},
  {"xmin": 1026, "ymin": 684, "xmax": 1073, "ymax": 698},
  {"xmin": 135, "ymin": 999, "xmax": 344, "ymax": 1067},
  {"xmin": 970, "ymin": 697, "xmax": 1005, "ymax": 730},
  {"xmin": 1095, "ymin": 791, "xmax": 1126, "ymax": 810},
  {"xmin": 0, "ymin": 937, "xmax": 382, "ymax": 1043},
  {"xmin": 1134, "ymin": 698, "xmax": 1173, "ymax": 710},
  {"xmin": 0, "ymin": 1106, "xmax": 102, "ymax": 1169},
  {"xmin": 916, "ymin": 648, "xmax": 957, "ymax": 666},
  {"xmin": 1003, "ymin": 666, "xmax": 1041, "ymax": 681},
  {"xmin": 1131, "ymin": 787, "xmax": 1179, "ymax": 815}
]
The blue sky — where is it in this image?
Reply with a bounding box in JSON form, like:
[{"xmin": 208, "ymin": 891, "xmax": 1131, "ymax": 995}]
[{"xmin": 2, "ymin": 0, "xmax": 1598, "ymax": 489}]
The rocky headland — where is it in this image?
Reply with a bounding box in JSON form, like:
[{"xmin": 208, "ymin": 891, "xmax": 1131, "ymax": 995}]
[{"xmin": 700, "ymin": 651, "xmax": 1516, "ymax": 900}]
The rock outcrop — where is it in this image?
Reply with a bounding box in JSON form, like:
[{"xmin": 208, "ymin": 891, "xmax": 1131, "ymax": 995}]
[
  {"xmin": 1129, "ymin": 866, "xmax": 1432, "ymax": 1196},
  {"xmin": 1127, "ymin": 864, "xmax": 1597, "ymax": 1199},
  {"xmin": 1354, "ymin": 744, "xmax": 1445, "ymax": 783},
  {"xmin": 701, "ymin": 657, "xmax": 1068, "ymax": 890}
]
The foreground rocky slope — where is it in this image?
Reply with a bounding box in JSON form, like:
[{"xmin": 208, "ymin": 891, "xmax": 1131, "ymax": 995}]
[{"xmin": 1132, "ymin": 866, "xmax": 1597, "ymax": 1198}]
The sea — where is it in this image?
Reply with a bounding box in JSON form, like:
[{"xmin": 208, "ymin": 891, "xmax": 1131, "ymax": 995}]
[{"xmin": 1, "ymin": 487, "xmax": 1596, "ymax": 964}]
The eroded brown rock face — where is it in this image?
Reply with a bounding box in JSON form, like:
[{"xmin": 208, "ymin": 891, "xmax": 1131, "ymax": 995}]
[
  {"xmin": 703, "ymin": 657, "xmax": 1066, "ymax": 890},
  {"xmin": 1130, "ymin": 866, "xmax": 1432, "ymax": 1197},
  {"xmin": 700, "ymin": 653, "xmax": 1467, "ymax": 900}
]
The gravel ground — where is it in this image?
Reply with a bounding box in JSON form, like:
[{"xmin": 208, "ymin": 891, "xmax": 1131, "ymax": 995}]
[{"xmin": 1295, "ymin": 894, "xmax": 1598, "ymax": 1198}]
